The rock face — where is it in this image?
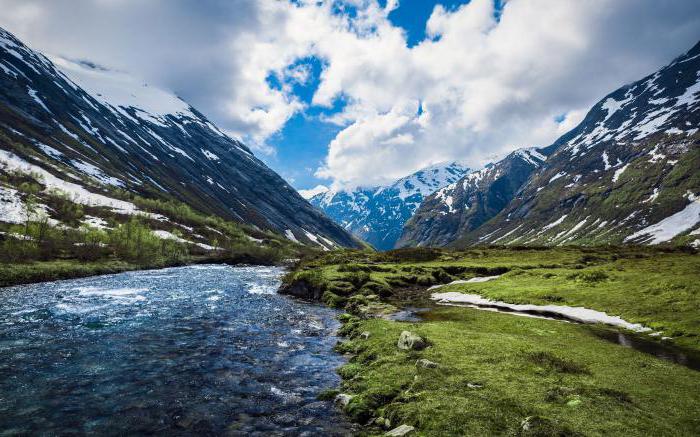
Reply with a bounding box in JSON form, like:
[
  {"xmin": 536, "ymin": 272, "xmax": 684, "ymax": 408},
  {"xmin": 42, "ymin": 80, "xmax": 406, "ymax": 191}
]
[
  {"xmin": 0, "ymin": 27, "xmax": 359, "ymax": 248},
  {"xmin": 385, "ymin": 424, "xmax": 416, "ymax": 436},
  {"xmin": 310, "ymin": 162, "xmax": 469, "ymax": 250},
  {"xmin": 397, "ymin": 331, "xmax": 427, "ymax": 351},
  {"xmin": 397, "ymin": 148, "xmax": 548, "ymax": 247},
  {"xmin": 399, "ymin": 40, "xmax": 700, "ymax": 248}
]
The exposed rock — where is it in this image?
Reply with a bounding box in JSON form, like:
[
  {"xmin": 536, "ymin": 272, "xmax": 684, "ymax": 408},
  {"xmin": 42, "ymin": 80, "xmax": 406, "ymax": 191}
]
[
  {"xmin": 385, "ymin": 424, "xmax": 415, "ymax": 436},
  {"xmin": 360, "ymin": 331, "xmax": 371, "ymax": 340},
  {"xmin": 278, "ymin": 280, "xmax": 323, "ymax": 300},
  {"xmin": 334, "ymin": 393, "xmax": 353, "ymax": 407},
  {"xmin": 415, "ymin": 358, "xmax": 438, "ymax": 368},
  {"xmin": 397, "ymin": 331, "xmax": 427, "ymax": 351}
]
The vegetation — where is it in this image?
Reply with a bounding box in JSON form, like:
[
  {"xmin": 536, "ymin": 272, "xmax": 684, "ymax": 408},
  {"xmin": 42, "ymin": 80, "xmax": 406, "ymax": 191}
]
[
  {"xmin": 0, "ymin": 166, "xmax": 308, "ymax": 287},
  {"xmin": 283, "ymin": 246, "xmax": 700, "ymax": 435}
]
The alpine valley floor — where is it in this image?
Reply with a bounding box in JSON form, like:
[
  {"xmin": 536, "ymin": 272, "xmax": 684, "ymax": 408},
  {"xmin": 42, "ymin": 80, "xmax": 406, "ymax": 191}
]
[{"xmin": 281, "ymin": 247, "xmax": 700, "ymax": 436}]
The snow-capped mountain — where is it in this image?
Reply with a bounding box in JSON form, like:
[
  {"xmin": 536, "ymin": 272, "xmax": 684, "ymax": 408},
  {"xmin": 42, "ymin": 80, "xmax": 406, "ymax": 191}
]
[
  {"xmin": 309, "ymin": 162, "xmax": 470, "ymax": 250},
  {"xmin": 397, "ymin": 148, "xmax": 548, "ymax": 247},
  {"xmin": 404, "ymin": 40, "xmax": 700, "ymax": 248},
  {"xmin": 0, "ymin": 27, "xmax": 359, "ymax": 248}
]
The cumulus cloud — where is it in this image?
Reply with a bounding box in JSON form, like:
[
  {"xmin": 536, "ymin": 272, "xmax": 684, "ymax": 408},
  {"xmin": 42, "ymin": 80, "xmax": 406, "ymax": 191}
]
[{"xmin": 1, "ymin": 0, "xmax": 699, "ymax": 187}]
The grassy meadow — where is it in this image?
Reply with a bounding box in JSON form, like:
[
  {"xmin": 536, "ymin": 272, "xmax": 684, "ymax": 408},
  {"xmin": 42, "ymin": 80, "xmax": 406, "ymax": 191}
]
[{"xmin": 282, "ymin": 246, "xmax": 700, "ymax": 436}]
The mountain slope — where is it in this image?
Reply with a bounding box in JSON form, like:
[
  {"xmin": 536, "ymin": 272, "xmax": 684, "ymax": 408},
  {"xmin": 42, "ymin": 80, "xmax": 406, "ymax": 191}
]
[
  {"xmin": 309, "ymin": 162, "xmax": 469, "ymax": 250},
  {"xmin": 0, "ymin": 27, "xmax": 358, "ymax": 249},
  {"xmin": 397, "ymin": 148, "xmax": 548, "ymax": 247},
  {"xmin": 456, "ymin": 41, "xmax": 700, "ymax": 247}
]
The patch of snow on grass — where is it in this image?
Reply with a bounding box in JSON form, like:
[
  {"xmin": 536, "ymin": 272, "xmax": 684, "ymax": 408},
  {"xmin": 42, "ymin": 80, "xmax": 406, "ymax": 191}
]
[
  {"xmin": 431, "ymin": 292, "xmax": 652, "ymax": 332},
  {"xmin": 612, "ymin": 164, "xmax": 629, "ymax": 183},
  {"xmin": 0, "ymin": 149, "xmax": 137, "ymax": 214},
  {"xmin": 542, "ymin": 214, "xmax": 568, "ymax": 232},
  {"xmin": 284, "ymin": 229, "xmax": 299, "ymax": 243},
  {"xmin": 0, "ymin": 186, "xmax": 27, "ymax": 223},
  {"xmin": 624, "ymin": 193, "xmax": 700, "ymax": 244},
  {"xmin": 428, "ymin": 275, "xmax": 501, "ymax": 291},
  {"xmin": 548, "ymin": 172, "xmax": 565, "ymax": 184}
]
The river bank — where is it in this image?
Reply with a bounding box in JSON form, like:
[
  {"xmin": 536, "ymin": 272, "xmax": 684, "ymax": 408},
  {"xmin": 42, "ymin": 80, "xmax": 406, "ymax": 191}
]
[
  {"xmin": 280, "ymin": 246, "xmax": 700, "ymax": 435},
  {"xmin": 0, "ymin": 251, "xmax": 298, "ymax": 288}
]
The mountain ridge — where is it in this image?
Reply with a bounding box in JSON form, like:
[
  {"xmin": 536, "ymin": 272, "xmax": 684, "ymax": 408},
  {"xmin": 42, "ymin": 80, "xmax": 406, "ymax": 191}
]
[
  {"xmin": 309, "ymin": 162, "xmax": 470, "ymax": 250},
  {"xmin": 403, "ymin": 40, "xmax": 700, "ymax": 248},
  {"xmin": 0, "ymin": 26, "xmax": 360, "ymax": 249}
]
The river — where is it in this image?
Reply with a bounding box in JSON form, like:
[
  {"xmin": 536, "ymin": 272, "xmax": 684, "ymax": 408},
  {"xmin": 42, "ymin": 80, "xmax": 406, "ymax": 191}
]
[{"xmin": 0, "ymin": 265, "xmax": 354, "ymax": 435}]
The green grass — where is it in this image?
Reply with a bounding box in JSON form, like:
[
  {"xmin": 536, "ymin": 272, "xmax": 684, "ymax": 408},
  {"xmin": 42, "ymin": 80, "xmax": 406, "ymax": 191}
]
[
  {"xmin": 0, "ymin": 259, "xmax": 146, "ymax": 288},
  {"xmin": 336, "ymin": 307, "xmax": 700, "ymax": 436},
  {"xmin": 282, "ymin": 247, "xmax": 700, "ymax": 435},
  {"xmin": 439, "ymin": 252, "xmax": 700, "ymax": 350}
]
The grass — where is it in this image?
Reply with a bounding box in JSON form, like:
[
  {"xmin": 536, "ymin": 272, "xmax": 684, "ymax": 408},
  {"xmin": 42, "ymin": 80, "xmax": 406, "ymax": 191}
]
[
  {"xmin": 0, "ymin": 258, "xmax": 196, "ymax": 288},
  {"xmin": 282, "ymin": 246, "xmax": 700, "ymax": 435},
  {"xmin": 336, "ymin": 307, "xmax": 700, "ymax": 436}
]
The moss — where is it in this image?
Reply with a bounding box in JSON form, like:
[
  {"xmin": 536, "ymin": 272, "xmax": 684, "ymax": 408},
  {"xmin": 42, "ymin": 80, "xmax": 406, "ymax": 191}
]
[{"xmin": 322, "ymin": 291, "xmax": 347, "ymax": 308}]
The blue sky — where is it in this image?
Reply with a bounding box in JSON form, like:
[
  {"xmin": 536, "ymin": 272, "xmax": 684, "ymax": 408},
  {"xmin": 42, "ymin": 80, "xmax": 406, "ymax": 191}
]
[{"xmin": 2, "ymin": 0, "xmax": 699, "ymax": 193}]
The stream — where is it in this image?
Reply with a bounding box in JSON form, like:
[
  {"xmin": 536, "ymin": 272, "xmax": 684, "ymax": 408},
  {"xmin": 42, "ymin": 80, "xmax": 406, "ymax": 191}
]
[{"xmin": 0, "ymin": 265, "xmax": 354, "ymax": 435}]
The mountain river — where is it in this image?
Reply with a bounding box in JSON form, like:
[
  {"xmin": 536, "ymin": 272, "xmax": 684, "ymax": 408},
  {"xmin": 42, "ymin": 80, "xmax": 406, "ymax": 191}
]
[{"xmin": 0, "ymin": 265, "xmax": 355, "ymax": 435}]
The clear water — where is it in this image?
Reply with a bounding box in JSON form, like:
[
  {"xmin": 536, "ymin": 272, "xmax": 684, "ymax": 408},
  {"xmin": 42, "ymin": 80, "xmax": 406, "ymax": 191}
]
[{"xmin": 0, "ymin": 265, "xmax": 354, "ymax": 435}]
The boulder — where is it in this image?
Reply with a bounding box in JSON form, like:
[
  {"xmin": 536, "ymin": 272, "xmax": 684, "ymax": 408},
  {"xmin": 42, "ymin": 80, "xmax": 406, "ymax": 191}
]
[
  {"xmin": 385, "ymin": 424, "xmax": 415, "ymax": 436},
  {"xmin": 334, "ymin": 393, "xmax": 353, "ymax": 407},
  {"xmin": 360, "ymin": 331, "xmax": 371, "ymax": 340},
  {"xmin": 415, "ymin": 358, "xmax": 438, "ymax": 369},
  {"xmin": 397, "ymin": 331, "xmax": 427, "ymax": 351}
]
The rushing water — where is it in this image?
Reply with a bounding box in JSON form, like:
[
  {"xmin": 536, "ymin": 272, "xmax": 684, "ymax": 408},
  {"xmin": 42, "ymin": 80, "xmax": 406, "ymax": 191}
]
[{"xmin": 0, "ymin": 265, "xmax": 355, "ymax": 436}]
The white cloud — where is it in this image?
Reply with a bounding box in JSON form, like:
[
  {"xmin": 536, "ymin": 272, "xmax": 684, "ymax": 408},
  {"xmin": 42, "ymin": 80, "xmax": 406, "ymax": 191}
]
[{"xmin": 1, "ymin": 0, "xmax": 699, "ymax": 187}]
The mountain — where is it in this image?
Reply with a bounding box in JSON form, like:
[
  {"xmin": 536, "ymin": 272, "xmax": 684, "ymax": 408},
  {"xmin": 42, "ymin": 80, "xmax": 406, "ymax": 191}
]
[
  {"xmin": 0, "ymin": 27, "xmax": 359, "ymax": 249},
  {"xmin": 309, "ymin": 162, "xmax": 470, "ymax": 250},
  {"xmin": 397, "ymin": 148, "xmax": 549, "ymax": 247},
  {"xmin": 404, "ymin": 40, "xmax": 700, "ymax": 248}
]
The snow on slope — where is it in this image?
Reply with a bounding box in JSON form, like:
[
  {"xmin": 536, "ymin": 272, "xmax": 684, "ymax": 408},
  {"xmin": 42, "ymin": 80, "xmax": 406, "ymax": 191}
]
[
  {"xmin": 624, "ymin": 192, "xmax": 700, "ymax": 244},
  {"xmin": 0, "ymin": 149, "xmax": 137, "ymax": 214},
  {"xmin": 50, "ymin": 57, "xmax": 196, "ymax": 124},
  {"xmin": 311, "ymin": 162, "xmax": 470, "ymax": 250}
]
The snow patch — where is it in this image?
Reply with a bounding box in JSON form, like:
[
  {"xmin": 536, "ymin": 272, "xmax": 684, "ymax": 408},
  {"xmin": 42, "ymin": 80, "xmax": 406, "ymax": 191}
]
[{"xmin": 431, "ymin": 292, "xmax": 652, "ymax": 332}]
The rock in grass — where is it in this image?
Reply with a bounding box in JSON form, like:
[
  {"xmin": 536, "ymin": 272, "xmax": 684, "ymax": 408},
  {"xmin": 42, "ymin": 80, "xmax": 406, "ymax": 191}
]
[
  {"xmin": 385, "ymin": 424, "xmax": 415, "ymax": 436},
  {"xmin": 397, "ymin": 331, "xmax": 427, "ymax": 351},
  {"xmin": 334, "ymin": 393, "xmax": 353, "ymax": 407},
  {"xmin": 415, "ymin": 358, "xmax": 438, "ymax": 368},
  {"xmin": 360, "ymin": 331, "xmax": 371, "ymax": 339}
]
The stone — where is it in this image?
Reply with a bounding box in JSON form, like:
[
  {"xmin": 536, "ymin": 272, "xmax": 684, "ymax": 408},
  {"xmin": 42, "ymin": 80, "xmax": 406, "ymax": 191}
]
[
  {"xmin": 360, "ymin": 331, "xmax": 371, "ymax": 340},
  {"xmin": 397, "ymin": 331, "xmax": 427, "ymax": 351},
  {"xmin": 415, "ymin": 358, "xmax": 438, "ymax": 368},
  {"xmin": 385, "ymin": 424, "xmax": 415, "ymax": 436},
  {"xmin": 334, "ymin": 393, "xmax": 353, "ymax": 407}
]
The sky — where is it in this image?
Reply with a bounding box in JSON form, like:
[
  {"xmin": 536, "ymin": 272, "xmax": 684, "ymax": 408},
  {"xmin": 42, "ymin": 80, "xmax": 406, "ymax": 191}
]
[{"xmin": 1, "ymin": 0, "xmax": 699, "ymax": 195}]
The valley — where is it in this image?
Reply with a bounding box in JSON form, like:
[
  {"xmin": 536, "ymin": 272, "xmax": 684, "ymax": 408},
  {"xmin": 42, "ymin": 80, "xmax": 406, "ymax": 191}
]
[{"xmin": 0, "ymin": 7, "xmax": 699, "ymax": 437}]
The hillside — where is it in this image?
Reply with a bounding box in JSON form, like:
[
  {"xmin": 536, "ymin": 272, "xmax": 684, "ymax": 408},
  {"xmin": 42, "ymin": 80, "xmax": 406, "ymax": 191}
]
[
  {"xmin": 0, "ymin": 26, "xmax": 359, "ymax": 251},
  {"xmin": 402, "ymin": 40, "xmax": 700, "ymax": 248}
]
